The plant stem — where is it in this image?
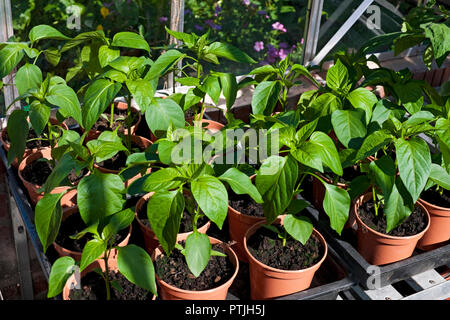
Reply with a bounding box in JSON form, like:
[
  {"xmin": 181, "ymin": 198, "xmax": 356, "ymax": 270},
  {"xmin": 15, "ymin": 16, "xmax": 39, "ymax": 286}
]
[
  {"xmin": 103, "ymin": 252, "xmax": 111, "ymax": 300},
  {"xmin": 110, "ymin": 101, "xmax": 115, "ymax": 129},
  {"xmin": 372, "ymin": 185, "xmax": 379, "ymax": 217},
  {"xmin": 126, "ymin": 94, "xmax": 132, "ymax": 152},
  {"xmin": 192, "ymin": 205, "xmax": 200, "ymax": 234}
]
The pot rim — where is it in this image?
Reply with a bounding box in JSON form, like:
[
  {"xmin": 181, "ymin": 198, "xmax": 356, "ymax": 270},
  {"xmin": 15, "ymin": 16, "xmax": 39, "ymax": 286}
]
[
  {"xmin": 243, "ymin": 219, "xmax": 328, "ymax": 274},
  {"xmin": 418, "ymin": 196, "xmax": 450, "ymax": 212},
  {"xmin": 353, "ymin": 192, "xmax": 431, "ymax": 241},
  {"xmin": 152, "ymin": 236, "xmax": 239, "ymax": 295}
]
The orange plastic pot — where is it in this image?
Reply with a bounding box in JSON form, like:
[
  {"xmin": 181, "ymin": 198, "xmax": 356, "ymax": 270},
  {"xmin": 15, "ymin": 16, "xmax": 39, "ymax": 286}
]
[
  {"xmin": 227, "ymin": 175, "xmax": 266, "ymax": 262},
  {"xmin": 135, "ymin": 192, "xmax": 211, "ymax": 254},
  {"xmin": 353, "ymin": 193, "xmax": 430, "ymax": 265},
  {"xmin": 151, "ymin": 235, "xmax": 239, "ymax": 300},
  {"xmin": 17, "ymin": 148, "xmax": 78, "ymax": 207},
  {"xmin": 86, "ymin": 101, "xmax": 141, "ymax": 140},
  {"xmin": 416, "ymin": 197, "xmax": 450, "ymax": 250},
  {"xmin": 53, "ymin": 206, "xmax": 132, "ymax": 269},
  {"xmin": 93, "ymin": 134, "xmax": 152, "ymax": 188},
  {"xmin": 243, "ymin": 218, "xmax": 328, "ymax": 300},
  {"xmin": 1, "ymin": 117, "xmax": 68, "ymax": 168}
]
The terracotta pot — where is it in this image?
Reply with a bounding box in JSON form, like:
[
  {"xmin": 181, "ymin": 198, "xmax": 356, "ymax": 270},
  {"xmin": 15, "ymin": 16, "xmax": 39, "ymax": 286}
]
[
  {"xmin": 152, "ymin": 235, "xmax": 239, "ymax": 300},
  {"xmin": 86, "ymin": 101, "xmax": 141, "ymax": 140},
  {"xmin": 227, "ymin": 175, "xmax": 266, "ymax": 262},
  {"xmin": 135, "ymin": 192, "xmax": 211, "ymax": 254},
  {"xmin": 353, "ymin": 192, "xmax": 430, "ymax": 265},
  {"xmin": 17, "ymin": 148, "xmax": 78, "ymax": 207},
  {"xmin": 53, "ymin": 206, "xmax": 132, "ymax": 269},
  {"xmin": 1, "ymin": 117, "xmax": 68, "ymax": 168},
  {"xmin": 243, "ymin": 218, "xmax": 328, "ymax": 300},
  {"xmin": 93, "ymin": 134, "xmax": 152, "ymax": 188},
  {"xmin": 416, "ymin": 197, "xmax": 450, "ymax": 250}
]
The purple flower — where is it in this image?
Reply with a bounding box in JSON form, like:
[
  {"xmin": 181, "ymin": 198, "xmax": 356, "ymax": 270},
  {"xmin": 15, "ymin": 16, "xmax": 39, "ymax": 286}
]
[
  {"xmin": 205, "ymin": 19, "xmax": 222, "ymax": 30},
  {"xmin": 184, "ymin": 8, "xmax": 192, "ymax": 15},
  {"xmin": 272, "ymin": 22, "xmax": 287, "ymax": 32},
  {"xmin": 194, "ymin": 24, "xmax": 204, "ymax": 31},
  {"xmin": 103, "ymin": 2, "xmax": 114, "ymax": 8},
  {"xmin": 279, "ymin": 49, "xmax": 289, "ymax": 60},
  {"xmin": 253, "ymin": 41, "xmax": 264, "ymax": 52},
  {"xmin": 215, "ymin": 5, "xmax": 222, "ymax": 14},
  {"xmin": 300, "ymin": 38, "xmax": 304, "ymax": 45},
  {"xmin": 279, "ymin": 42, "xmax": 288, "ymax": 49},
  {"xmin": 242, "ymin": 0, "xmax": 250, "ymax": 5},
  {"xmin": 159, "ymin": 16, "xmax": 168, "ymax": 23},
  {"xmin": 257, "ymin": 10, "xmax": 266, "ymax": 15},
  {"xmin": 267, "ymin": 44, "xmax": 279, "ymax": 63}
]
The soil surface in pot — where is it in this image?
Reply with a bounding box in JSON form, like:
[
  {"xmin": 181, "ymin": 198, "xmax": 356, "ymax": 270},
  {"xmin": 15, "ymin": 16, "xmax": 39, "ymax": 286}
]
[
  {"xmin": 247, "ymin": 225, "xmax": 324, "ymax": 270},
  {"xmin": 420, "ymin": 188, "xmax": 450, "ymax": 208},
  {"xmin": 97, "ymin": 141, "xmax": 143, "ymax": 171},
  {"xmin": 3, "ymin": 125, "xmax": 56, "ymax": 150},
  {"xmin": 55, "ymin": 211, "xmax": 129, "ymax": 252},
  {"xmin": 357, "ymin": 200, "xmax": 427, "ymax": 236},
  {"xmin": 137, "ymin": 201, "xmax": 208, "ymax": 233},
  {"xmin": 228, "ymin": 194, "xmax": 264, "ymax": 217},
  {"xmin": 22, "ymin": 159, "xmax": 87, "ymax": 186},
  {"xmin": 92, "ymin": 108, "xmax": 139, "ymax": 134},
  {"xmin": 155, "ymin": 241, "xmax": 234, "ymax": 291},
  {"xmin": 68, "ymin": 269, "xmax": 151, "ymax": 300}
]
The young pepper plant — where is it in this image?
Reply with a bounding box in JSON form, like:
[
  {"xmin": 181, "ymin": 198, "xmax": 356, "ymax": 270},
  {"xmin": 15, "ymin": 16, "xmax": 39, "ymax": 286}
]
[{"xmin": 136, "ymin": 162, "xmax": 262, "ymax": 277}]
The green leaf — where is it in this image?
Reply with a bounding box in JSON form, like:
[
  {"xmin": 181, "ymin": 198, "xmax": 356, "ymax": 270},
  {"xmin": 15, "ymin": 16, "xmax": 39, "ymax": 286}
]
[
  {"xmin": 142, "ymin": 168, "xmax": 184, "ymax": 192},
  {"xmin": 6, "ymin": 110, "xmax": 28, "ymax": 165},
  {"xmin": 402, "ymin": 111, "xmax": 435, "ymax": 129},
  {"xmin": 117, "ymin": 245, "xmax": 157, "ymax": 295},
  {"xmin": 191, "ymin": 175, "xmax": 228, "ymax": 229},
  {"xmin": 147, "ymin": 50, "xmax": 184, "ymax": 79},
  {"xmin": 284, "ymin": 215, "xmax": 313, "ymax": 245},
  {"xmin": 347, "ymin": 88, "xmax": 377, "ymax": 123},
  {"xmin": 428, "ymin": 163, "xmax": 450, "ymax": 190},
  {"xmin": 42, "ymin": 154, "xmax": 78, "ymax": 193},
  {"xmin": 77, "ymin": 171, "xmax": 126, "ymax": 225},
  {"xmin": 349, "ymin": 175, "xmax": 371, "ymax": 200},
  {"xmin": 201, "ymin": 76, "xmax": 221, "ymax": 105},
  {"xmin": 331, "ymin": 109, "xmax": 367, "ymax": 149},
  {"xmin": 206, "ymin": 42, "xmax": 256, "ymax": 63},
  {"xmin": 185, "ymin": 232, "xmax": 211, "ymax": 277},
  {"xmin": 125, "ymin": 79, "xmax": 155, "ymax": 113},
  {"xmin": 80, "ymin": 239, "xmax": 106, "ymax": 272},
  {"xmin": 255, "ymin": 155, "xmax": 298, "ymax": 224},
  {"xmin": 424, "ymin": 23, "xmax": 450, "ymax": 66},
  {"xmin": 98, "ymin": 45, "xmax": 120, "ymax": 69},
  {"xmin": 219, "ymin": 168, "xmax": 262, "ymax": 203},
  {"xmin": 29, "ymin": 101, "xmax": 50, "ymax": 137},
  {"xmin": 308, "ymin": 132, "xmax": 343, "ymax": 176},
  {"xmin": 101, "ymin": 208, "xmax": 135, "ymax": 241},
  {"xmin": 393, "ymin": 82, "xmax": 424, "ymax": 115},
  {"xmin": 395, "ymin": 137, "xmax": 431, "ymax": 203},
  {"xmin": 290, "ymin": 64, "xmax": 321, "ymax": 87},
  {"xmin": 251, "ymin": 81, "xmax": 282, "ymax": 115},
  {"xmin": 82, "ymin": 79, "xmax": 122, "ymax": 131},
  {"xmin": 147, "ymin": 190, "xmax": 184, "ymax": 255},
  {"xmin": 393, "ymin": 34, "xmax": 426, "ymax": 56},
  {"xmin": 43, "ymin": 48, "xmax": 61, "ymax": 66},
  {"xmin": 356, "ymin": 130, "xmax": 393, "ymax": 161},
  {"xmin": 29, "ymin": 25, "xmax": 70, "ymax": 43},
  {"xmin": 369, "ymin": 155, "xmax": 396, "ymax": 197},
  {"xmin": 249, "ymin": 65, "xmax": 277, "ymax": 76},
  {"xmin": 111, "ymin": 32, "xmax": 150, "ymax": 53},
  {"xmin": 145, "ymin": 98, "xmax": 184, "ymax": 133},
  {"xmin": 61, "ymin": 31, "xmax": 107, "ymax": 52},
  {"xmin": 219, "ymin": 73, "xmax": 238, "ymax": 109},
  {"xmin": 305, "ymin": 93, "xmax": 341, "ymax": 119},
  {"xmin": 0, "ymin": 45, "xmax": 25, "ymax": 78},
  {"xmin": 15, "ymin": 63, "xmax": 42, "ymax": 95},
  {"xmin": 165, "ymin": 27, "xmax": 195, "ymax": 47},
  {"xmin": 47, "ymin": 257, "xmax": 76, "ymax": 298},
  {"xmin": 326, "ymin": 59, "xmax": 348, "ymax": 91},
  {"xmin": 322, "ymin": 182, "xmax": 350, "ymax": 235},
  {"xmin": 46, "ymin": 83, "xmax": 82, "ymax": 125},
  {"xmin": 384, "ymin": 182, "xmax": 411, "ymax": 233},
  {"xmin": 35, "ymin": 192, "xmax": 64, "ymax": 253}
]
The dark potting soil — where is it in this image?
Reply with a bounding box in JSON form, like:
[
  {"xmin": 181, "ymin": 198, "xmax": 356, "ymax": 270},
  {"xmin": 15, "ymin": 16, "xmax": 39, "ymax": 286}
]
[
  {"xmin": 300, "ymin": 175, "xmax": 314, "ymax": 203},
  {"xmin": 4, "ymin": 126, "xmax": 51, "ymax": 149},
  {"xmin": 92, "ymin": 108, "xmax": 139, "ymax": 133},
  {"xmin": 68, "ymin": 269, "xmax": 151, "ymax": 300},
  {"xmin": 155, "ymin": 242, "xmax": 234, "ymax": 291},
  {"xmin": 55, "ymin": 211, "xmax": 129, "ymax": 252},
  {"xmin": 247, "ymin": 225, "xmax": 324, "ymax": 271},
  {"xmin": 97, "ymin": 141, "xmax": 143, "ymax": 171},
  {"xmin": 137, "ymin": 200, "xmax": 208, "ymax": 233},
  {"xmin": 357, "ymin": 200, "xmax": 428, "ymax": 236},
  {"xmin": 21, "ymin": 159, "xmax": 53, "ymax": 185},
  {"xmin": 323, "ymin": 165, "xmax": 363, "ymax": 185},
  {"xmin": 420, "ymin": 188, "xmax": 450, "ymax": 208},
  {"xmin": 228, "ymin": 193, "xmax": 264, "ymax": 217}
]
